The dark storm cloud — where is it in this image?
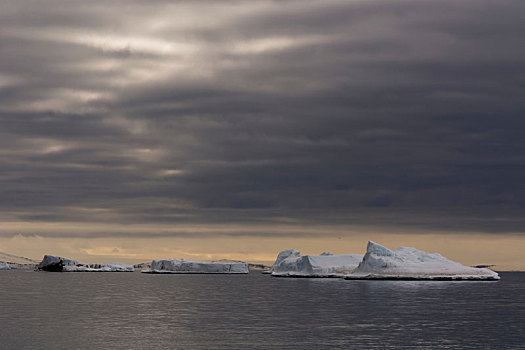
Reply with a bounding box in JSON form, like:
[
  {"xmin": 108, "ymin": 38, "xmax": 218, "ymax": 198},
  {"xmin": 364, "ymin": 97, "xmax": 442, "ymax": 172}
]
[{"xmin": 1, "ymin": 0, "xmax": 525, "ymax": 237}]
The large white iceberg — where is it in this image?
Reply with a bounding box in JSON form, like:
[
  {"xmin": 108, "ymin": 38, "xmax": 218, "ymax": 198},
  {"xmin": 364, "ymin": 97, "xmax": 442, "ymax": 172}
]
[
  {"xmin": 0, "ymin": 262, "xmax": 10, "ymax": 270},
  {"xmin": 345, "ymin": 241, "xmax": 499, "ymax": 280},
  {"xmin": 270, "ymin": 249, "xmax": 363, "ymax": 277},
  {"xmin": 37, "ymin": 255, "xmax": 134, "ymax": 272},
  {"xmin": 142, "ymin": 259, "xmax": 249, "ymax": 274}
]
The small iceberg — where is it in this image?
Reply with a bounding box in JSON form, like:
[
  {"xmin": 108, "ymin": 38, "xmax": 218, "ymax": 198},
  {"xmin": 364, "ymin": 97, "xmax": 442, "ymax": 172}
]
[
  {"xmin": 269, "ymin": 249, "xmax": 363, "ymax": 277},
  {"xmin": 344, "ymin": 241, "xmax": 500, "ymax": 280},
  {"xmin": 37, "ymin": 255, "xmax": 134, "ymax": 272},
  {"xmin": 0, "ymin": 262, "xmax": 10, "ymax": 270},
  {"xmin": 142, "ymin": 259, "xmax": 249, "ymax": 274}
]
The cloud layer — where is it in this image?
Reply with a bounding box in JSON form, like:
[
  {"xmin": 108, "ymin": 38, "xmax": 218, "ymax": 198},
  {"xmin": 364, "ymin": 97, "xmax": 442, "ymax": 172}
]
[{"xmin": 1, "ymin": 0, "xmax": 525, "ymax": 238}]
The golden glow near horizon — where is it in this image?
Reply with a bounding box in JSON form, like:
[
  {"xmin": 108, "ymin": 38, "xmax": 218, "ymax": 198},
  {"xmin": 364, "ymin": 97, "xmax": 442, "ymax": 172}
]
[{"xmin": 1, "ymin": 222, "xmax": 523, "ymax": 270}]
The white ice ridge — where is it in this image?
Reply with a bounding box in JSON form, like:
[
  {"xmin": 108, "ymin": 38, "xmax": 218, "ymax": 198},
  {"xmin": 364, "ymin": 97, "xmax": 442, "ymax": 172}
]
[
  {"xmin": 0, "ymin": 262, "xmax": 10, "ymax": 270},
  {"xmin": 345, "ymin": 241, "xmax": 500, "ymax": 280},
  {"xmin": 142, "ymin": 259, "xmax": 249, "ymax": 274},
  {"xmin": 269, "ymin": 249, "xmax": 363, "ymax": 277},
  {"xmin": 37, "ymin": 255, "xmax": 134, "ymax": 272}
]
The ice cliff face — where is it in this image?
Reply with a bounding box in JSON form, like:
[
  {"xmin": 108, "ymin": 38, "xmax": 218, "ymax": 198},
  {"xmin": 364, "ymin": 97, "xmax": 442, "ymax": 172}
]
[
  {"xmin": 0, "ymin": 262, "xmax": 10, "ymax": 270},
  {"xmin": 37, "ymin": 255, "xmax": 134, "ymax": 272},
  {"xmin": 143, "ymin": 259, "xmax": 249, "ymax": 274},
  {"xmin": 347, "ymin": 241, "xmax": 500, "ymax": 280},
  {"xmin": 270, "ymin": 249, "xmax": 363, "ymax": 277}
]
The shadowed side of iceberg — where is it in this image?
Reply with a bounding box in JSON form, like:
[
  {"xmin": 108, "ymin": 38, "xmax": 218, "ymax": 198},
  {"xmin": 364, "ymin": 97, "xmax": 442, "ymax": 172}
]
[
  {"xmin": 344, "ymin": 241, "xmax": 500, "ymax": 280},
  {"xmin": 142, "ymin": 259, "xmax": 249, "ymax": 274},
  {"xmin": 269, "ymin": 249, "xmax": 363, "ymax": 277},
  {"xmin": 37, "ymin": 255, "xmax": 134, "ymax": 272}
]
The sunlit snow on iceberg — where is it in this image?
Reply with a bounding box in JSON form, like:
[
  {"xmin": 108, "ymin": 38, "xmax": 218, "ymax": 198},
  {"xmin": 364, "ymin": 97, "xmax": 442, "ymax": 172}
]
[{"xmin": 344, "ymin": 241, "xmax": 500, "ymax": 280}]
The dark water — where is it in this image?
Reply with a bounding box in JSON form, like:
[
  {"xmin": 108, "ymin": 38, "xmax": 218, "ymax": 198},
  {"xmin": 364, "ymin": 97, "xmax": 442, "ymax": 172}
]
[{"xmin": 0, "ymin": 271, "xmax": 523, "ymax": 349}]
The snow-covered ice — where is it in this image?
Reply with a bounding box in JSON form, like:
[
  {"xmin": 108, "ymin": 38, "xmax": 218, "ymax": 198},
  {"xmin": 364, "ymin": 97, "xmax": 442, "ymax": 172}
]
[
  {"xmin": 0, "ymin": 262, "xmax": 10, "ymax": 270},
  {"xmin": 37, "ymin": 255, "xmax": 134, "ymax": 272},
  {"xmin": 345, "ymin": 241, "xmax": 500, "ymax": 280},
  {"xmin": 269, "ymin": 249, "xmax": 363, "ymax": 277},
  {"xmin": 142, "ymin": 259, "xmax": 249, "ymax": 274}
]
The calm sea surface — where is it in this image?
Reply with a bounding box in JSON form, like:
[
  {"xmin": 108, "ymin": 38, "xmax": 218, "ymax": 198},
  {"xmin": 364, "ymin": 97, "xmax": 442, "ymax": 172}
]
[{"xmin": 0, "ymin": 270, "xmax": 523, "ymax": 349}]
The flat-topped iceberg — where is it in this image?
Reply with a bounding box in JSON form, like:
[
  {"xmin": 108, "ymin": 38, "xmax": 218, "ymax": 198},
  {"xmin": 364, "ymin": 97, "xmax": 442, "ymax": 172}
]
[
  {"xmin": 142, "ymin": 259, "xmax": 249, "ymax": 274},
  {"xmin": 0, "ymin": 262, "xmax": 10, "ymax": 270},
  {"xmin": 270, "ymin": 249, "xmax": 363, "ymax": 277},
  {"xmin": 37, "ymin": 255, "xmax": 134, "ymax": 272},
  {"xmin": 345, "ymin": 241, "xmax": 499, "ymax": 280}
]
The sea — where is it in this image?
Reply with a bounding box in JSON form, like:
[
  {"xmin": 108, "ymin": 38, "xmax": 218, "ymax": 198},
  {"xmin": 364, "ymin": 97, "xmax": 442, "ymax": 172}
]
[{"xmin": 0, "ymin": 270, "xmax": 523, "ymax": 349}]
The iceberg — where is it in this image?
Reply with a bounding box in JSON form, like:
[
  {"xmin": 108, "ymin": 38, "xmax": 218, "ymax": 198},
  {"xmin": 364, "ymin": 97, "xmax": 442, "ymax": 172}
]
[
  {"xmin": 270, "ymin": 249, "xmax": 363, "ymax": 277},
  {"xmin": 142, "ymin": 259, "xmax": 249, "ymax": 274},
  {"xmin": 0, "ymin": 262, "xmax": 10, "ymax": 270},
  {"xmin": 345, "ymin": 241, "xmax": 500, "ymax": 280},
  {"xmin": 37, "ymin": 255, "xmax": 134, "ymax": 272}
]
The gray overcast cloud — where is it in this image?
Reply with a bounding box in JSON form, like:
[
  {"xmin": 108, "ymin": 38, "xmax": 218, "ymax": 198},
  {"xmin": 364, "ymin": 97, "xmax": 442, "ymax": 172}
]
[{"xmin": 1, "ymin": 0, "xmax": 525, "ymax": 238}]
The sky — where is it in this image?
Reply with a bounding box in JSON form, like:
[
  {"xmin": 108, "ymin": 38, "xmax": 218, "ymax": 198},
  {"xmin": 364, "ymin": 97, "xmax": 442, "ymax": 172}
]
[{"xmin": 1, "ymin": 0, "xmax": 524, "ymax": 269}]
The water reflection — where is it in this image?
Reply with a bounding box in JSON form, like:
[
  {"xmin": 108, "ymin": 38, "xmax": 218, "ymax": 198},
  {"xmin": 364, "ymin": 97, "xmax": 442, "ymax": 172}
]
[{"xmin": 0, "ymin": 271, "xmax": 522, "ymax": 349}]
